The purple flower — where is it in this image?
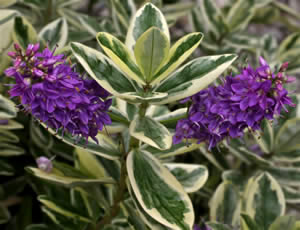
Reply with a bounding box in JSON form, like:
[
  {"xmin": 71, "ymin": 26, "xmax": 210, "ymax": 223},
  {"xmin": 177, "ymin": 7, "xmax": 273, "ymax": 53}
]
[
  {"xmin": 194, "ymin": 224, "xmax": 211, "ymax": 230},
  {"xmin": 5, "ymin": 43, "xmax": 112, "ymax": 143},
  {"xmin": 36, "ymin": 156, "xmax": 53, "ymax": 173},
  {"xmin": 174, "ymin": 57, "xmax": 295, "ymax": 149}
]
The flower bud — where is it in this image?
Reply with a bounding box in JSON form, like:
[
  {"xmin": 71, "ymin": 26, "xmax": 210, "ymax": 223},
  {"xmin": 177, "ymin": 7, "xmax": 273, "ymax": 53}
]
[{"xmin": 36, "ymin": 156, "xmax": 53, "ymax": 173}]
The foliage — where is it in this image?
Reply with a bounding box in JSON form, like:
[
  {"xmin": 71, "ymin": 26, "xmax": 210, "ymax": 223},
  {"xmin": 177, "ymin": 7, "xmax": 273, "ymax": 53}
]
[{"xmin": 0, "ymin": 0, "xmax": 300, "ymax": 230}]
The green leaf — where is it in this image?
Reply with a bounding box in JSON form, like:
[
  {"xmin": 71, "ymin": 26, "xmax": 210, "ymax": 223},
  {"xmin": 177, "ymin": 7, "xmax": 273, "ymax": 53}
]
[
  {"xmin": 38, "ymin": 18, "xmax": 68, "ymax": 50},
  {"xmin": 283, "ymin": 186, "xmax": 300, "ymax": 204},
  {"xmin": 124, "ymin": 200, "xmax": 149, "ymax": 230},
  {"xmin": 206, "ymin": 222, "xmax": 232, "ymax": 230},
  {"xmin": 244, "ymin": 172, "xmax": 285, "ymax": 230},
  {"xmin": 240, "ymin": 214, "xmax": 261, "ymax": 230},
  {"xmin": 238, "ymin": 147, "xmax": 272, "ymax": 167},
  {"xmin": 269, "ymin": 216, "xmax": 297, "ymax": 230},
  {"xmin": 70, "ymin": 42, "xmax": 139, "ymax": 100},
  {"xmin": 274, "ymin": 150, "xmax": 300, "ymax": 163},
  {"xmin": 26, "ymin": 167, "xmax": 115, "ymax": 187},
  {"xmin": 134, "ymin": 27, "xmax": 170, "ymax": 83},
  {"xmin": 75, "ymin": 148, "xmax": 108, "ymax": 179},
  {"xmin": 25, "ymin": 224, "xmax": 53, "ymax": 230},
  {"xmin": 265, "ymin": 166, "xmax": 300, "ymax": 186},
  {"xmin": 0, "ymin": 95, "xmax": 17, "ymax": 119},
  {"xmin": 0, "ymin": 159, "xmax": 15, "ymax": 176},
  {"xmin": 226, "ymin": 0, "xmax": 256, "ymax": 32},
  {"xmin": 125, "ymin": 3, "xmax": 169, "ymax": 53},
  {"xmin": 127, "ymin": 186, "xmax": 170, "ymax": 230},
  {"xmin": 127, "ymin": 149, "xmax": 194, "ymax": 230},
  {"xmin": 129, "ymin": 115, "xmax": 172, "ymax": 150},
  {"xmin": 0, "ymin": 143, "xmax": 25, "ymax": 156},
  {"xmin": 154, "ymin": 54, "xmax": 237, "ymax": 104},
  {"xmin": 0, "ymin": 119, "xmax": 23, "ymax": 130},
  {"xmin": 45, "ymin": 126, "xmax": 121, "ymax": 160},
  {"xmin": 151, "ymin": 32, "xmax": 203, "ymax": 85},
  {"xmin": 275, "ymin": 118, "xmax": 300, "ymax": 152},
  {"xmin": 143, "ymin": 142, "xmax": 202, "ymax": 159},
  {"xmin": 12, "ymin": 16, "xmax": 37, "ymax": 50},
  {"xmin": 210, "ymin": 182, "xmax": 240, "ymax": 226},
  {"xmin": 97, "ymin": 32, "xmax": 145, "ymax": 85},
  {"xmin": 164, "ymin": 163, "xmax": 208, "ymax": 193},
  {"xmin": 0, "ymin": 205, "xmax": 10, "ymax": 224},
  {"xmin": 38, "ymin": 195, "xmax": 92, "ymax": 223},
  {"xmin": 277, "ymin": 32, "xmax": 300, "ymax": 62},
  {"xmin": 198, "ymin": 0, "xmax": 226, "ymax": 38}
]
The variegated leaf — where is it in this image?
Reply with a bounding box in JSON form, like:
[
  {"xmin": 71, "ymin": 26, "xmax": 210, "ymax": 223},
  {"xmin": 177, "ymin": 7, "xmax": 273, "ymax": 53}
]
[
  {"xmin": 165, "ymin": 163, "xmax": 208, "ymax": 193},
  {"xmin": 269, "ymin": 216, "xmax": 297, "ymax": 230},
  {"xmin": 283, "ymin": 186, "xmax": 300, "ymax": 204},
  {"xmin": 70, "ymin": 42, "xmax": 140, "ymax": 100},
  {"xmin": 0, "ymin": 143, "xmax": 25, "ymax": 156},
  {"xmin": 274, "ymin": 150, "xmax": 300, "ymax": 163},
  {"xmin": 198, "ymin": 0, "xmax": 226, "ymax": 38},
  {"xmin": 154, "ymin": 54, "xmax": 237, "ymax": 104},
  {"xmin": 244, "ymin": 172, "xmax": 285, "ymax": 230},
  {"xmin": 45, "ymin": 125, "xmax": 121, "ymax": 160},
  {"xmin": 266, "ymin": 166, "xmax": 300, "ymax": 186},
  {"xmin": 38, "ymin": 18, "xmax": 68, "ymax": 50},
  {"xmin": 162, "ymin": 2, "xmax": 195, "ymax": 23},
  {"xmin": 151, "ymin": 32, "xmax": 203, "ymax": 85},
  {"xmin": 128, "ymin": 184, "xmax": 170, "ymax": 230},
  {"xmin": 240, "ymin": 214, "xmax": 260, "ymax": 230},
  {"xmin": 0, "ymin": 10, "xmax": 18, "ymax": 54},
  {"xmin": 127, "ymin": 149, "xmax": 194, "ymax": 230},
  {"xmin": 210, "ymin": 182, "xmax": 240, "ymax": 226},
  {"xmin": 26, "ymin": 167, "xmax": 115, "ymax": 187},
  {"xmin": 277, "ymin": 32, "xmax": 300, "ymax": 61},
  {"xmin": 275, "ymin": 118, "xmax": 300, "ymax": 153},
  {"xmin": 226, "ymin": 0, "xmax": 256, "ymax": 32},
  {"xmin": 143, "ymin": 142, "xmax": 202, "ymax": 159},
  {"xmin": 75, "ymin": 148, "xmax": 108, "ymax": 179},
  {"xmin": 0, "ymin": 120, "xmax": 23, "ymax": 130},
  {"xmin": 0, "ymin": 95, "xmax": 17, "ymax": 119},
  {"xmin": 134, "ymin": 27, "xmax": 170, "ymax": 83},
  {"xmin": 125, "ymin": 3, "xmax": 169, "ymax": 54},
  {"xmin": 0, "ymin": 130, "xmax": 19, "ymax": 143},
  {"xmin": 129, "ymin": 115, "xmax": 172, "ymax": 150},
  {"xmin": 12, "ymin": 16, "xmax": 37, "ymax": 50},
  {"xmin": 38, "ymin": 195, "xmax": 92, "ymax": 223},
  {"xmin": 238, "ymin": 147, "xmax": 272, "ymax": 167},
  {"xmin": 115, "ymin": 98, "xmax": 138, "ymax": 121},
  {"xmin": 97, "ymin": 32, "xmax": 145, "ymax": 85}
]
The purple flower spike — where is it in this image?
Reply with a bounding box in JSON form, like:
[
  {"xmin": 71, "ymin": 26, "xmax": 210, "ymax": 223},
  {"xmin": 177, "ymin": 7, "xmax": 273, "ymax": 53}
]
[
  {"xmin": 5, "ymin": 43, "xmax": 112, "ymax": 143},
  {"xmin": 174, "ymin": 56, "xmax": 295, "ymax": 149},
  {"xmin": 36, "ymin": 156, "xmax": 53, "ymax": 173}
]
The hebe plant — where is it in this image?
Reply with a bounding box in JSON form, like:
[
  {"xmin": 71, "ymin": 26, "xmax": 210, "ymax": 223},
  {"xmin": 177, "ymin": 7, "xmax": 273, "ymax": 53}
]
[{"xmin": 1, "ymin": 1, "xmax": 299, "ymax": 230}]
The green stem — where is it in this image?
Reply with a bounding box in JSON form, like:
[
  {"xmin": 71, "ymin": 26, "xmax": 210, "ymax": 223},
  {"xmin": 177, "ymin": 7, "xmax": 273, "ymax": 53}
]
[
  {"xmin": 272, "ymin": 1, "xmax": 300, "ymax": 21},
  {"xmin": 92, "ymin": 137, "xmax": 128, "ymax": 230}
]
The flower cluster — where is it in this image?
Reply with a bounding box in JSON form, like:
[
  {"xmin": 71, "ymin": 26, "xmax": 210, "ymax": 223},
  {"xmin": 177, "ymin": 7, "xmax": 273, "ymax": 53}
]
[
  {"xmin": 5, "ymin": 43, "xmax": 112, "ymax": 143},
  {"xmin": 174, "ymin": 57, "xmax": 295, "ymax": 149}
]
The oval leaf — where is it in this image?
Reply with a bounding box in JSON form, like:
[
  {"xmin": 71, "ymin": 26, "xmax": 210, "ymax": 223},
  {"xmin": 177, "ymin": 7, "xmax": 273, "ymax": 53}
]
[
  {"xmin": 151, "ymin": 32, "xmax": 203, "ymax": 85},
  {"xmin": 12, "ymin": 16, "xmax": 37, "ymax": 50},
  {"xmin": 27, "ymin": 167, "xmax": 115, "ymax": 187},
  {"xmin": 70, "ymin": 42, "xmax": 139, "ymax": 99},
  {"xmin": 210, "ymin": 182, "xmax": 240, "ymax": 226},
  {"xmin": 154, "ymin": 54, "xmax": 237, "ymax": 104},
  {"xmin": 125, "ymin": 3, "xmax": 169, "ymax": 53},
  {"xmin": 134, "ymin": 27, "xmax": 170, "ymax": 83},
  {"xmin": 127, "ymin": 149, "xmax": 194, "ymax": 230},
  {"xmin": 164, "ymin": 163, "xmax": 208, "ymax": 193},
  {"xmin": 39, "ymin": 18, "xmax": 68, "ymax": 50},
  {"xmin": 245, "ymin": 172, "xmax": 285, "ymax": 230},
  {"xmin": 97, "ymin": 32, "xmax": 145, "ymax": 85},
  {"xmin": 129, "ymin": 115, "xmax": 172, "ymax": 150}
]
